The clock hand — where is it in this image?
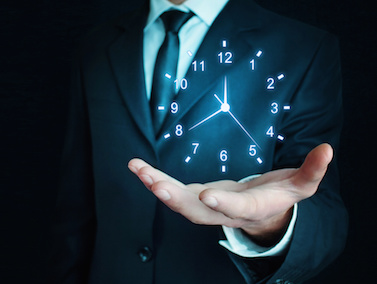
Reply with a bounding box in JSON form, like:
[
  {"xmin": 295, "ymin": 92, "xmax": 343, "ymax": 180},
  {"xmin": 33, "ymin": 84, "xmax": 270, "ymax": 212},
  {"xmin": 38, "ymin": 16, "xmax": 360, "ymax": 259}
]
[
  {"xmin": 215, "ymin": 94, "xmax": 260, "ymax": 147},
  {"xmin": 214, "ymin": 94, "xmax": 223, "ymax": 104},
  {"xmin": 189, "ymin": 92, "xmax": 229, "ymax": 131},
  {"xmin": 190, "ymin": 76, "xmax": 260, "ymax": 149},
  {"xmin": 224, "ymin": 76, "xmax": 228, "ymax": 105},
  {"xmin": 188, "ymin": 109, "xmax": 222, "ymax": 131},
  {"xmin": 227, "ymin": 110, "xmax": 261, "ymax": 149},
  {"xmin": 214, "ymin": 94, "xmax": 230, "ymax": 112}
]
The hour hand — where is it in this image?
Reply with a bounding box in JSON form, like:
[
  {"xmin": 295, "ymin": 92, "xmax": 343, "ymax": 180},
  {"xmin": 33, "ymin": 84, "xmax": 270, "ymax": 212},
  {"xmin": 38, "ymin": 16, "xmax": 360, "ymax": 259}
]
[{"xmin": 215, "ymin": 83, "xmax": 261, "ymax": 148}]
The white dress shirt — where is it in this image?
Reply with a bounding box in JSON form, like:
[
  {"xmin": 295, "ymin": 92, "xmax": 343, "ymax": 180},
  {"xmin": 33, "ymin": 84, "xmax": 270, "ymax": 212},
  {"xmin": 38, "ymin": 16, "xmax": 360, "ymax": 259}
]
[{"xmin": 143, "ymin": 0, "xmax": 297, "ymax": 258}]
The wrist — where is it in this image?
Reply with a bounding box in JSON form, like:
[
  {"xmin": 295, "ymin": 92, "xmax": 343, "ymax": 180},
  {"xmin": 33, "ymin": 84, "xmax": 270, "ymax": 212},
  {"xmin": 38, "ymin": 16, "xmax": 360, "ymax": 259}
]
[{"xmin": 241, "ymin": 206, "xmax": 293, "ymax": 247}]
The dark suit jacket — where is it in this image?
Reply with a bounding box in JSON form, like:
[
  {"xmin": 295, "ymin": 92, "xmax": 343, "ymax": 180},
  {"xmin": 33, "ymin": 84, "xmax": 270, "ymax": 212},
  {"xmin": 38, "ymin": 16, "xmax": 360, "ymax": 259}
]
[{"xmin": 50, "ymin": 0, "xmax": 348, "ymax": 283}]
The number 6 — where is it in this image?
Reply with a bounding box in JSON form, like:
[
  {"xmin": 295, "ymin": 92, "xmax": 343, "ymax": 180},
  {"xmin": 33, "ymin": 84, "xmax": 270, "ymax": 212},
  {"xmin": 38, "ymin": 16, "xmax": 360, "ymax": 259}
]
[{"xmin": 220, "ymin": 150, "xmax": 228, "ymax": 162}]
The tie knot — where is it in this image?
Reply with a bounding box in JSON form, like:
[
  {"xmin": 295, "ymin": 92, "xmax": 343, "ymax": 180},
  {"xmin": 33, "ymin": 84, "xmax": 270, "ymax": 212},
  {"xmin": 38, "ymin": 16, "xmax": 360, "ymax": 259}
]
[{"xmin": 160, "ymin": 10, "xmax": 194, "ymax": 34}]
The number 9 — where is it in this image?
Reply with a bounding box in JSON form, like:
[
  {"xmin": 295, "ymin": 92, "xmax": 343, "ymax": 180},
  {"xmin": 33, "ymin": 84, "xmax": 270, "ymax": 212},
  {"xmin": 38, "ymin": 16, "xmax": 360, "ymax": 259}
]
[{"xmin": 171, "ymin": 102, "xmax": 178, "ymax": 114}]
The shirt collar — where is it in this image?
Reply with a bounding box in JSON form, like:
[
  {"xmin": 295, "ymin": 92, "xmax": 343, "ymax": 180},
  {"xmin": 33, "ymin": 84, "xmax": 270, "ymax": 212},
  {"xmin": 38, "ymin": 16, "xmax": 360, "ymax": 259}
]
[{"xmin": 145, "ymin": 0, "xmax": 229, "ymax": 30}]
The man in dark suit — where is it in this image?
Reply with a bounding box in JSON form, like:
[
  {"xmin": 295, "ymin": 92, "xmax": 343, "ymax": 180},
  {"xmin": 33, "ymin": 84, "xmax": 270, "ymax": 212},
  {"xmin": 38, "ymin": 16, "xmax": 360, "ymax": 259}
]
[{"xmin": 50, "ymin": 0, "xmax": 348, "ymax": 283}]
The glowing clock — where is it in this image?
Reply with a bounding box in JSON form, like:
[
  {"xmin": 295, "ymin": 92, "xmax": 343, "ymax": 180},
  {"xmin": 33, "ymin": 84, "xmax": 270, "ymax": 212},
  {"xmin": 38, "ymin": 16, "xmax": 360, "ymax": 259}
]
[{"xmin": 159, "ymin": 39, "xmax": 291, "ymax": 175}]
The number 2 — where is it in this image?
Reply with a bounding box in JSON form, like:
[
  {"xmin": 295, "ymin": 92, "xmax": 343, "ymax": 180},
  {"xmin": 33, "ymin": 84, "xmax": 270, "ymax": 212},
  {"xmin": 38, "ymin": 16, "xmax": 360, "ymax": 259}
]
[{"xmin": 267, "ymin": 78, "xmax": 275, "ymax": 89}]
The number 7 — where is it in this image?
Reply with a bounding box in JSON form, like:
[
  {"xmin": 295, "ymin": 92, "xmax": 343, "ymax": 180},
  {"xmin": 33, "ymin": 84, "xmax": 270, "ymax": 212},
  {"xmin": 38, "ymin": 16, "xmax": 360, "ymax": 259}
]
[{"xmin": 192, "ymin": 143, "xmax": 199, "ymax": 154}]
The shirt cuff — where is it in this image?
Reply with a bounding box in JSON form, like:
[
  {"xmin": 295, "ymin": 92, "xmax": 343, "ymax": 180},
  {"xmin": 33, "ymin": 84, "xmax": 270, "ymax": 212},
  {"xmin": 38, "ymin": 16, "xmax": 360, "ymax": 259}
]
[{"xmin": 218, "ymin": 174, "xmax": 298, "ymax": 257}]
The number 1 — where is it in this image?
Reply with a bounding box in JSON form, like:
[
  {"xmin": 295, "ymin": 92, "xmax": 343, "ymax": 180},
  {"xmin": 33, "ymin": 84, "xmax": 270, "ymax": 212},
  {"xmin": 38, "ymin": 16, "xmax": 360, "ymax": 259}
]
[{"xmin": 250, "ymin": 59, "xmax": 255, "ymax": 70}]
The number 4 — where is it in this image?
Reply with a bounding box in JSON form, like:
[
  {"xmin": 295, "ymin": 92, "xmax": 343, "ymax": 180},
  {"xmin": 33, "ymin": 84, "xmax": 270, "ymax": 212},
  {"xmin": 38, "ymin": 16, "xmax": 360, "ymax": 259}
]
[{"xmin": 266, "ymin": 126, "xmax": 274, "ymax": 137}]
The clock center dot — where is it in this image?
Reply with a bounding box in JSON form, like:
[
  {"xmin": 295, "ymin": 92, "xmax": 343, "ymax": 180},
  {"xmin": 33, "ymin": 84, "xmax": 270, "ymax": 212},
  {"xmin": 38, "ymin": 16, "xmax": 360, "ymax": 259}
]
[{"xmin": 221, "ymin": 103, "xmax": 230, "ymax": 112}]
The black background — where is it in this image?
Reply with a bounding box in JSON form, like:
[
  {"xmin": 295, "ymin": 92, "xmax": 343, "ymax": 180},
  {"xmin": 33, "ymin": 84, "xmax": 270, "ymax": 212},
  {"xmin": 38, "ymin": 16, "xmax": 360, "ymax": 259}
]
[{"xmin": 1, "ymin": 0, "xmax": 376, "ymax": 283}]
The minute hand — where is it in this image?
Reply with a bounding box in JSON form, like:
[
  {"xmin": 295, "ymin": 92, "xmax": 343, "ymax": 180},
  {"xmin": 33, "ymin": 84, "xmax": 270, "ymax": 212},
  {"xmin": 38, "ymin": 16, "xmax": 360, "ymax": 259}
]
[
  {"xmin": 224, "ymin": 76, "xmax": 228, "ymax": 105},
  {"xmin": 215, "ymin": 94, "xmax": 260, "ymax": 148},
  {"xmin": 227, "ymin": 110, "xmax": 261, "ymax": 149},
  {"xmin": 219, "ymin": 77, "xmax": 261, "ymax": 149}
]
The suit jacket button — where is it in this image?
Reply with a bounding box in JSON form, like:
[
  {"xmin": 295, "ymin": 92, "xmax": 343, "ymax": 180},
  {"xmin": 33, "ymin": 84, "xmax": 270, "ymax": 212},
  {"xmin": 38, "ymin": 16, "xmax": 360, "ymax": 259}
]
[
  {"xmin": 274, "ymin": 280, "xmax": 293, "ymax": 284},
  {"xmin": 138, "ymin": 246, "xmax": 153, "ymax": 262}
]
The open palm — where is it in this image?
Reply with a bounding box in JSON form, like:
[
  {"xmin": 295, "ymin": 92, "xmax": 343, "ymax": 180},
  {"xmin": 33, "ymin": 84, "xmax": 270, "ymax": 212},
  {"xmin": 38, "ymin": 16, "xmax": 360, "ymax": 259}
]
[{"xmin": 128, "ymin": 143, "xmax": 333, "ymax": 244}]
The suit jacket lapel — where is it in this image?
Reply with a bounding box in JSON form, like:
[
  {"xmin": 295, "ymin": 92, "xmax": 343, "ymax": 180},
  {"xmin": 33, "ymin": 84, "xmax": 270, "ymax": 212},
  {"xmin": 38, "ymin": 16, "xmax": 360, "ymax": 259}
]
[
  {"xmin": 107, "ymin": 4, "xmax": 156, "ymax": 148},
  {"xmin": 107, "ymin": 0, "xmax": 263, "ymax": 144},
  {"xmin": 159, "ymin": 0, "xmax": 263, "ymax": 137}
]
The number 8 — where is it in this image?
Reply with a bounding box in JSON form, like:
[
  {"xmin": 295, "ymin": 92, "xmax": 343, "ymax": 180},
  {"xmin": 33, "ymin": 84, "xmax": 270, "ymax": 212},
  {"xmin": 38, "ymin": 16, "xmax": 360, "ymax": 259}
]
[{"xmin": 175, "ymin": 124, "xmax": 183, "ymax": 136}]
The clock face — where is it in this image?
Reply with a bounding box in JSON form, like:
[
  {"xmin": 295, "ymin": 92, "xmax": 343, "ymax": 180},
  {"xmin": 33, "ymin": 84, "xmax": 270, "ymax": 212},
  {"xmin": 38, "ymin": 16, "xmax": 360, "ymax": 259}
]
[{"xmin": 157, "ymin": 39, "xmax": 291, "ymax": 178}]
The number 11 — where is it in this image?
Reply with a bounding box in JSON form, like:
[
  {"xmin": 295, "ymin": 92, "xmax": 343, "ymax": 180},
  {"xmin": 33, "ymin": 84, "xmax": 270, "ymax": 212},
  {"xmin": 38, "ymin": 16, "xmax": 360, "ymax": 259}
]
[{"xmin": 192, "ymin": 60, "xmax": 205, "ymax": 71}]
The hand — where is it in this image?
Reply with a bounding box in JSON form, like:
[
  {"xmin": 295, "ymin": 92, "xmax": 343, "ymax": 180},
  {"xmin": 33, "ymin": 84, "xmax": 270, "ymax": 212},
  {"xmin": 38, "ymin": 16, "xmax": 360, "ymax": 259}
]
[{"xmin": 128, "ymin": 143, "xmax": 333, "ymax": 246}]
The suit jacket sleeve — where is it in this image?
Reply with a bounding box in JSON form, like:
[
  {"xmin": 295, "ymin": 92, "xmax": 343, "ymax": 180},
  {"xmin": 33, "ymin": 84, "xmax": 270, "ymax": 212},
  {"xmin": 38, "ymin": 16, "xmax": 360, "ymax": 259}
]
[
  {"xmin": 230, "ymin": 33, "xmax": 348, "ymax": 284},
  {"xmin": 48, "ymin": 51, "xmax": 96, "ymax": 283}
]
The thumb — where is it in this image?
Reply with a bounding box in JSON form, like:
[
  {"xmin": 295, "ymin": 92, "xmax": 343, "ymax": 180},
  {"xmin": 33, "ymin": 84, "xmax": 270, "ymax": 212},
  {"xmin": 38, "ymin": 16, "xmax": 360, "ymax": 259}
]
[{"xmin": 292, "ymin": 143, "xmax": 333, "ymax": 197}]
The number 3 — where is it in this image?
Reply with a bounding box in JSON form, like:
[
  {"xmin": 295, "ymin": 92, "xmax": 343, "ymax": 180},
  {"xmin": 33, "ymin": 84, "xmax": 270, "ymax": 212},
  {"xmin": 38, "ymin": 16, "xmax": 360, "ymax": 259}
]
[{"xmin": 271, "ymin": 102, "xmax": 278, "ymax": 114}]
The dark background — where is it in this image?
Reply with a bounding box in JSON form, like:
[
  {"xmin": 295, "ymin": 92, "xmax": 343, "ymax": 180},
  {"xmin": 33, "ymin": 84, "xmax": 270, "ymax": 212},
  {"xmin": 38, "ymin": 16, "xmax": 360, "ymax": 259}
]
[{"xmin": 1, "ymin": 0, "xmax": 375, "ymax": 283}]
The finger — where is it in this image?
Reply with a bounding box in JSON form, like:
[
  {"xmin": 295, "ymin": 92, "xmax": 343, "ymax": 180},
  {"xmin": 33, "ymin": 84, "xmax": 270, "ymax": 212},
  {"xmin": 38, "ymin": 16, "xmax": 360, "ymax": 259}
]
[
  {"xmin": 199, "ymin": 188, "xmax": 260, "ymax": 221},
  {"xmin": 204, "ymin": 180, "xmax": 248, "ymax": 192},
  {"xmin": 128, "ymin": 158, "xmax": 185, "ymax": 188},
  {"xmin": 199, "ymin": 183, "xmax": 297, "ymax": 222},
  {"xmin": 128, "ymin": 158, "xmax": 150, "ymax": 173},
  {"xmin": 151, "ymin": 181, "xmax": 230, "ymax": 226},
  {"xmin": 292, "ymin": 143, "xmax": 333, "ymax": 196}
]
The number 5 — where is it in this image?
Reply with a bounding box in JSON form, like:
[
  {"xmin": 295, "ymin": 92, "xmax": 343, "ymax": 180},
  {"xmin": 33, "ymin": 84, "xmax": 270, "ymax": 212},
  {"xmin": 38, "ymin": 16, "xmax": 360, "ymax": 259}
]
[{"xmin": 249, "ymin": 145, "xmax": 257, "ymax": 156}]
